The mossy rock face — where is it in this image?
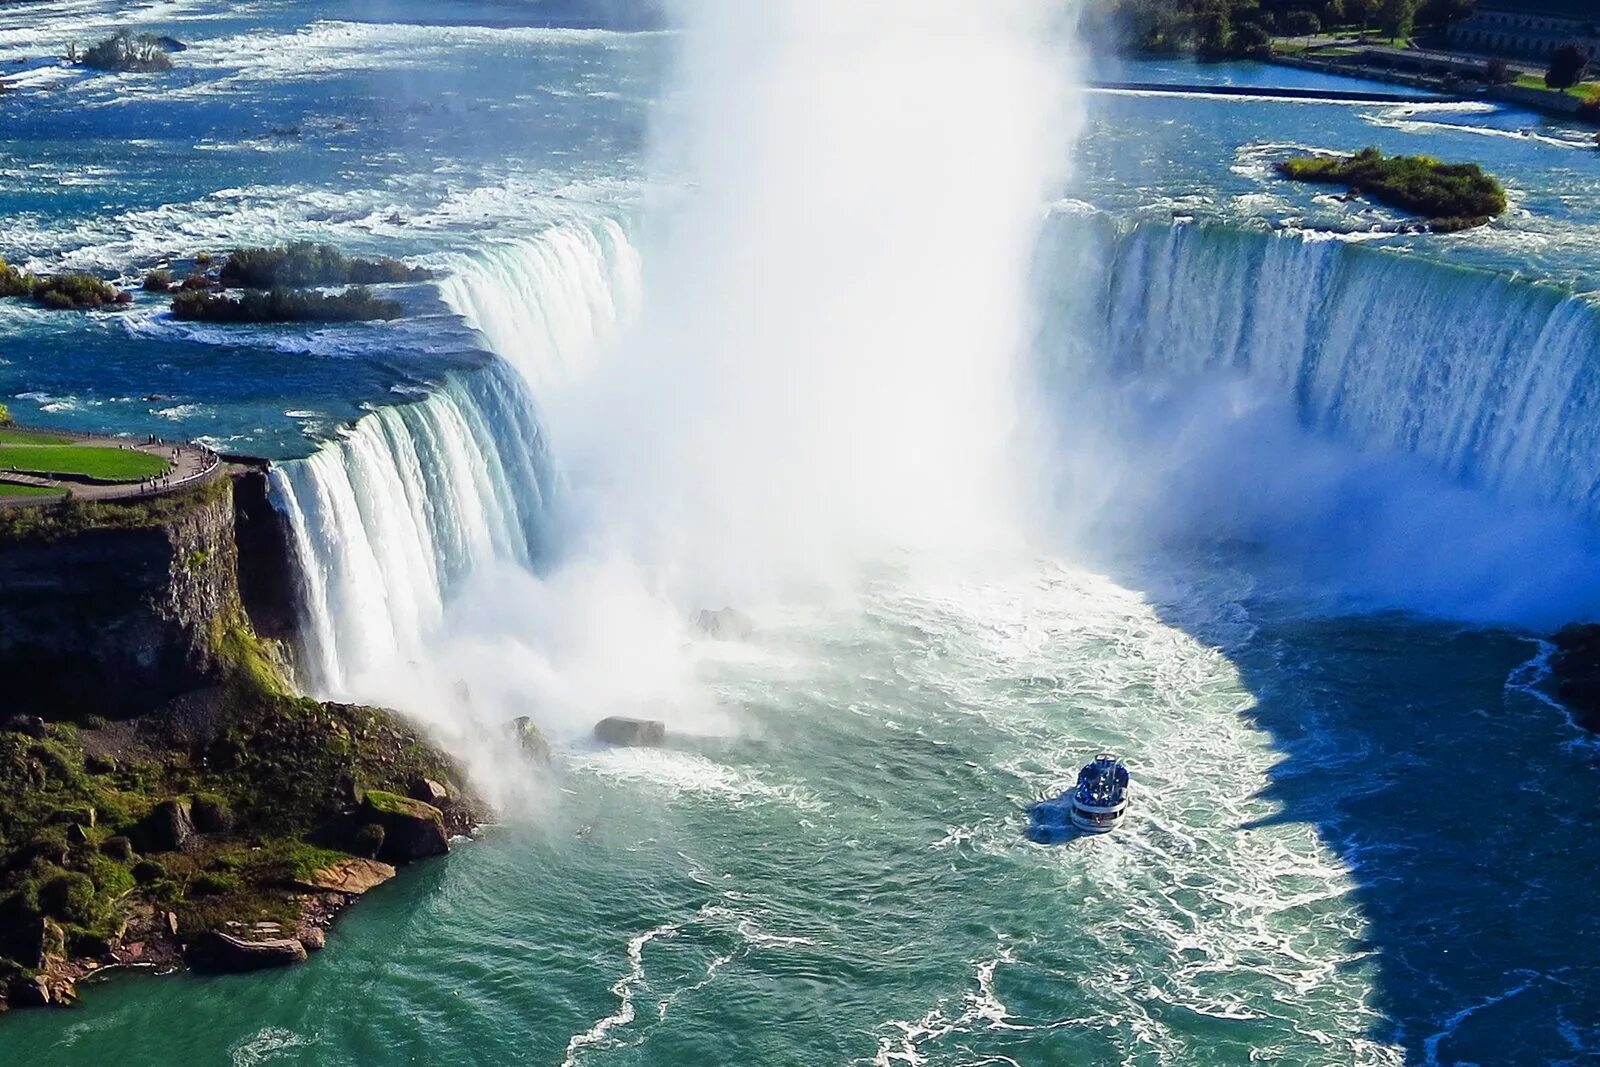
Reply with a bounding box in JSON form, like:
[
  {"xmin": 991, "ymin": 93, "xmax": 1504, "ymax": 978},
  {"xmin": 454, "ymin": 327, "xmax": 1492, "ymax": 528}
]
[
  {"xmin": 191, "ymin": 794, "xmax": 233, "ymax": 834},
  {"xmin": 100, "ymin": 835, "xmax": 135, "ymax": 862},
  {"xmin": 360, "ymin": 792, "xmax": 447, "ymax": 863},
  {"xmin": 0, "ymin": 537, "xmax": 482, "ymax": 1006},
  {"xmin": 38, "ymin": 871, "xmax": 98, "ymax": 925},
  {"xmin": 133, "ymin": 799, "xmax": 195, "ymax": 854}
]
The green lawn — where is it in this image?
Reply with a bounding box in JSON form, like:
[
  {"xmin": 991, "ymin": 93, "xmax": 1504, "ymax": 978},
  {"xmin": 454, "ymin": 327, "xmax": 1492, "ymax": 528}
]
[
  {"xmin": 0, "ymin": 429, "xmax": 73, "ymax": 445},
  {"xmin": 0, "ymin": 443, "xmax": 168, "ymax": 482},
  {"xmin": 1513, "ymin": 74, "xmax": 1600, "ymax": 103},
  {"xmin": 0, "ymin": 482, "xmax": 65, "ymax": 499}
]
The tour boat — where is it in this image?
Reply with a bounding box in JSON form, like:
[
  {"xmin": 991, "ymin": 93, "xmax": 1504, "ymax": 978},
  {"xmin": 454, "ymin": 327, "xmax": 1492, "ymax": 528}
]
[
  {"xmin": 1067, "ymin": 753, "xmax": 1130, "ymax": 833},
  {"xmin": 1026, "ymin": 752, "xmax": 1130, "ymax": 841}
]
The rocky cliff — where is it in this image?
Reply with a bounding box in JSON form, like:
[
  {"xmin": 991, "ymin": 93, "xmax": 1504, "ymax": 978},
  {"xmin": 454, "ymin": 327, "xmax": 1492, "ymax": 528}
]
[
  {"xmin": 0, "ymin": 479, "xmax": 240, "ymax": 718},
  {"xmin": 0, "ymin": 473, "xmax": 483, "ymax": 1013}
]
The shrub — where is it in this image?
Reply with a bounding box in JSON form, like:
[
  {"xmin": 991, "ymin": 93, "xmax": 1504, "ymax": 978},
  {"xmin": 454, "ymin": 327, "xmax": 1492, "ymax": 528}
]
[
  {"xmin": 191, "ymin": 793, "xmax": 233, "ymax": 833},
  {"xmin": 1281, "ymin": 10, "xmax": 1321, "ymax": 35},
  {"xmin": 188, "ymin": 872, "xmax": 241, "ymax": 897},
  {"xmin": 143, "ymin": 269, "xmax": 173, "ymax": 291},
  {"xmin": 79, "ymin": 30, "xmax": 173, "ymax": 73},
  {"xmin": 1376, "ymin": 0, "xmax": 1414, "ymax": 38},
  {"xmin": 31, "ymin": 274, "xmax": 129, "ymax": 310},
  {"xmin": 1277, "ymin": 147, "xmax": 1506, "ymax": 225},
  {"xmin": 171, "ymin": 286, "xmax": 404, "ymax": 323},
  {"xmin": 219, "ymin": 242, "xmax": 433, "ymax": 288},
  {"xmin": 1547, "ymin": 43, "xmax": 1589, "ymax": 92},
  {"xmin": 100, "ymin": 835, "xmax": 135, "ymax": 862},
  {"xmin": 0, "ymin": 257, "xmax": 36, "ymax": 298},
  {"xmin": 131, "ymin": 858, "xmax": 165, "ymax": 885},
  {"xmin": 39, "ymin": 870, "xmax": 98, "ymax": 923},
  {"xmin": 1229, "ymin": 22, "xmax": 1272, "ymax": 56}
]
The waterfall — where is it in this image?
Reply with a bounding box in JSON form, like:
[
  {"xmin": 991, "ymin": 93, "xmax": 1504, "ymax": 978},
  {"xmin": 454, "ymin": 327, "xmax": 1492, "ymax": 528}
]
[
  {"xmin": 272, "ymin": 219, "xmax": 641, "ymax": 695},
  {"xmin": 434, "ymin": 217, "xmax": 641, "ymax": 391},
  {"xmin": 1036, "ymin": 215, "xmax": 1600, "ymax": 522},
  {"xmin": 275, "ymin": 209, "xmax": 1600, "ymax": 690}
]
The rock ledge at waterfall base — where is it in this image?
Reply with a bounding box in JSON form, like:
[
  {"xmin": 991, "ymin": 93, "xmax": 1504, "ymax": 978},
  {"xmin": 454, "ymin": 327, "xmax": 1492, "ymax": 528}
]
[{"xmin": 0, "ymin": 471, "xmax": 486, "ymax": 1013}]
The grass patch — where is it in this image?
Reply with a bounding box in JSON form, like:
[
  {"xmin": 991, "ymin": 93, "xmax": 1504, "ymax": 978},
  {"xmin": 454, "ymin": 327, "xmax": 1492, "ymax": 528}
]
[
  {"xmin": 0, "ymin": 429, "xmax": 74, "ymax": 445},
  {"xmin": 0, "ymin": 483, "xmax": 65, "ymax": 499},
  {"xmin": 0, "ymin": 443, "xmax": 168, "ymax": 482},
  {"xmin": 1513, "ymin": 74, "xmax": 1600, "ymax": 103},
  {"xmin": 0, "ymin": 475, "xmax": 227, "ymax": 542},
  {"xmin": 1277, "ymin": 146, "xmax": 1506, "ymax": 229}
]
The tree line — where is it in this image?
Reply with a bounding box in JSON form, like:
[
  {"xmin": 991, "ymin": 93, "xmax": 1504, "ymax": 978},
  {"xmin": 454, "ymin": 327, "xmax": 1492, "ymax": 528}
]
[{"xmin": 1083, "ymin": 0, "xmax": 1475, "ymax": 56}]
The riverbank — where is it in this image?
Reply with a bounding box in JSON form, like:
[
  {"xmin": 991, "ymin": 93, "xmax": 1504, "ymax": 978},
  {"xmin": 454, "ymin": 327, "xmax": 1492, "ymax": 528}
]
[
  {"xmin": 0, "ymin": 471, "xmax": 489, "ymax": 1013},
  {"xmin": 1263, "ymin": 50, "xmax": 1600, "ymax": 127}
]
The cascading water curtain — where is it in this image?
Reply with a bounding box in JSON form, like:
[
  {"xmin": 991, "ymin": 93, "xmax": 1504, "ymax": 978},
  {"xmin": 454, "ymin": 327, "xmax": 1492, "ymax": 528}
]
[{"xmin": 270, "ymin": 217, "xmax": 643, "ymax": 696}]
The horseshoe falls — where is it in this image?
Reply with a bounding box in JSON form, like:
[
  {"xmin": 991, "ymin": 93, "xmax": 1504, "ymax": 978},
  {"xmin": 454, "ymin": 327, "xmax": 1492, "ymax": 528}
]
[
  {"xmin": 1040, "ymin": 218, "xmax": 1600, "ymax": 519},
  {"xmin": 4, "ymin": 3, "xmax": 1600, "ymax": 1067},
  {"xmin": 270, "ymin": 219, "xmax": 642, "ymax": 696}
]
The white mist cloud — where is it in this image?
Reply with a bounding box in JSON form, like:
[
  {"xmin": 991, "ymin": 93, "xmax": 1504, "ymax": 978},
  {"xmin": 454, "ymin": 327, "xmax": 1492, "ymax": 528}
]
[
  {"xmin": 548, "ymin": 0, "xmax": 1082, "ymax": 606},
  {"xmin": 290, "ymin": 3, "xmax": 1084, "ymax": 810}
]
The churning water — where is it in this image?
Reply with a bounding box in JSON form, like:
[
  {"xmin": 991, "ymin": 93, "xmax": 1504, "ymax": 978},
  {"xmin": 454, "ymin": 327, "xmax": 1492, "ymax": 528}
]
[{"xmin": 3, "ymin": 2, "xmax": 1600, "ymax": 1065}]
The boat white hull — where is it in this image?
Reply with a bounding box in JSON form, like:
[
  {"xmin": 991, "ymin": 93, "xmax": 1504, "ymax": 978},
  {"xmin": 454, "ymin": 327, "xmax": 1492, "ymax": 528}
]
[{"xmin": 1069, "ymin": 798, "xmax": 1128, "ymax": 833}]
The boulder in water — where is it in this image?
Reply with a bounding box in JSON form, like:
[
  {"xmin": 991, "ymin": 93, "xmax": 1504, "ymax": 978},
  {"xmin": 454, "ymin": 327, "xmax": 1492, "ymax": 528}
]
[
  {"xmin": 297, "ymin": 856, "xmax": 396, "ymax": 896},
  {"xmin": 360, "ymin": 791, "xmax": 448, "ymax": 862},
  {"xmin": 186, "ymin": 930, "xmax": 307, "ymax": 972},
  {"xmin": 594, "ymin": 716, "xmax": 666, "ymax": 747},
  {"xmin": 694, "ymin": 607, "xmax": 754, "ymax": 640}
]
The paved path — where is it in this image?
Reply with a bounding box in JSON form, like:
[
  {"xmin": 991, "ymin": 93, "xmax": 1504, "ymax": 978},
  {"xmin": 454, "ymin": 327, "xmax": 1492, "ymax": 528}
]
[{"xmin": 0, "ymin": 428, "xmax": 222, "ymax": 508}]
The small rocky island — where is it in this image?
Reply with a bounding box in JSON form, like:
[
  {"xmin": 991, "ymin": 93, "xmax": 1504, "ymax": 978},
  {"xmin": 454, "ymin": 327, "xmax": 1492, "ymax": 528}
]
[
  {"xmin": 1278, "ymin": 147, "xmax": 1508, "ymax": 233},
  {"xmin": 0, "ymin": 456, "xmax": 482, "ymax": 1010}
]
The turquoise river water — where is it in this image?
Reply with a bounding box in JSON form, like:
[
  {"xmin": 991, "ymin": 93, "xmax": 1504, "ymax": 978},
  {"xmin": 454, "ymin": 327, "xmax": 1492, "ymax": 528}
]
[{"xmin": 1, "ymin": 3, "xmax": 1599, "ymax": 1065}]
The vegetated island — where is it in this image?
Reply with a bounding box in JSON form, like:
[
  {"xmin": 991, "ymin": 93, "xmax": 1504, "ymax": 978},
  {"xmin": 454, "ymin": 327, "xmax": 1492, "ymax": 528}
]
[
  {"xmin": 0, "ymin": 468, "xmax": 523, "ymax": 1010},
  {"xmin": 218, "ymin": 242, "xmax": 434, "ymax": 288},
  {"xmin": 154, "ymin": 242, "xmax": 431, "ymax": 323},
  {"xmin": 70, "ymin": 31, "xmax": 176, "ymax": 73},
  {"xmin": 172, "ymin": 286, "xmax": 403, "ymax": 324},
  {"xmin": 0, "ymin": 260, "xmax": 131, "ymax": 311},
  {"xmin": 1276, "ymin": 147, "xmax": 1508, "ymax": 233},
  {"xmin": 0, "ymin": 241, "xmax": 427, "ymax": 321}
]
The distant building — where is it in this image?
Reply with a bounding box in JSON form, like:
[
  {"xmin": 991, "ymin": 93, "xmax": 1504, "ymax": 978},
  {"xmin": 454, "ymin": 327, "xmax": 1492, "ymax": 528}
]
[{"xmin": 1448, "ymin": 0, "xmax": 1600, "ymax": 61}]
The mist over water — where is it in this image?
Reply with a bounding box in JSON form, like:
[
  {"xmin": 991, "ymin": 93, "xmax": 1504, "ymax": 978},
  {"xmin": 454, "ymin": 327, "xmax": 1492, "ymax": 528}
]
[
  {"xmin": 277, "ymin": 1, "xmax": 1083, "ymax": 804},
  {"xmin": 549, "ymin": 0, "xmax": 1080, "ymax": 602}
]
